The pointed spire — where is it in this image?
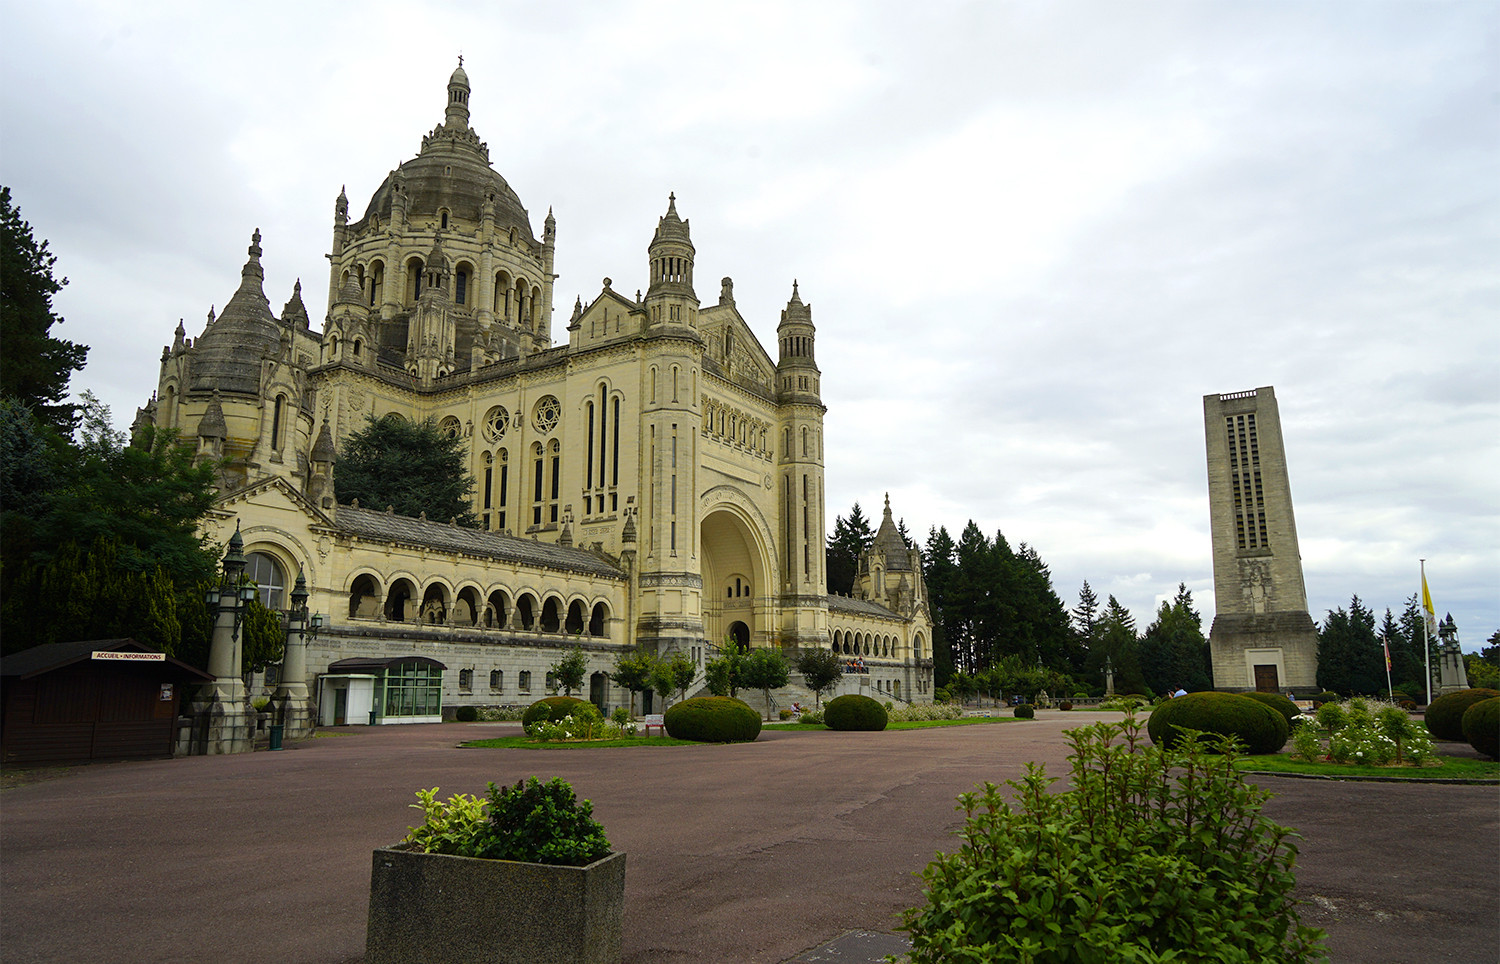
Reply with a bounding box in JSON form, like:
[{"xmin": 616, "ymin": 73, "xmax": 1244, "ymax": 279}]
[
  {"xmin": 311, "ymin": 418, "xmax": 336, "ymax": 463},
  {"xmin": 666, "ymin": 192, "xmax": 678, "ymax": 218},
  {"xmin": 197, "ymin": 390, "xmax": 227, "ymax": 439},
  {"xmin": 173, "ymin": 320, "xmax": 187, "ymax": 352}
]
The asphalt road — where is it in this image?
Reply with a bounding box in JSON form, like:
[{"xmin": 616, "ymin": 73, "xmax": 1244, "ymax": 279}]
[{"xmin": 1, "ymin": 711, "xmax": 1494, "ymax": 963}]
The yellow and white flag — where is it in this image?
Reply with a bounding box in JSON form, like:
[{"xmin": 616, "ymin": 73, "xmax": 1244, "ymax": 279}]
[{"xmin": 1421, "ymin": 567, "xmax": 1437, "ymax": 636}]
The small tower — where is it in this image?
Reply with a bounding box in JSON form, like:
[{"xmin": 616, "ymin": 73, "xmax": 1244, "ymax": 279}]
[
  {"xmin": 644, "ymin": 194, "xmax": 698, "ymax": 330},
  {"xmin": 444, "ymin": 59, "xmax": 471, "ymax": 131},
  {"xmin": 775, "ymin": 282, "xmax": 828, "ymax": 645},
  {"xmin": 406, "ymin": 236, "xmax": 456, "ymax": 382}
]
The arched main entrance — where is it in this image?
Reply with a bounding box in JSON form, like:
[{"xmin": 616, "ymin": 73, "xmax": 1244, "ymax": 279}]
[{"xmin": 701, "ymin": 505, "xmax": 771, "ymax": 649}]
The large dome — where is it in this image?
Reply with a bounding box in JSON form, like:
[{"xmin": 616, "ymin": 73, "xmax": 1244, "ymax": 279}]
[
  {"xmin": 355, "ymin": 154, "xmax": 536, "ymax": 246},
  {"xmin": 351, "ymin": 66, "xmax": 536, "ymax": 245}
]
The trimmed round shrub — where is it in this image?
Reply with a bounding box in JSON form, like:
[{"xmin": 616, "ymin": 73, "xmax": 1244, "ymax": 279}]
[
  {"xmin": 454, "ymin": 705, "xmax": 479, "ymax": 722},
  {"xmin": 1014, "ymin": 704, "xmax": 1035, "ymax": 719},
  {"xmin": 1424, "ymin": 688, "xmax": 1500, "ymax": 741},
  {"xmin": 1242, "ymin": 691, "xmax": 1300, "ymax": 725},
  {"xmin": 1313, "ymin": 691, "xmax": 1341, "ymax": 707},
  {"xmin": 664, "ymin": 696, "xmax": 762, "ymax": 743},
  {"xmin": 1461, "ymin": 697, "xmax": 1499, "ymax": 760},
  {"xmin": 824, "ymin": 694, "xmax": 889, "ymax": 731},
  {"xmin": 522, "ymin": 696, "xmax": 592, "ymax": 730},
  {"xmin": 1147, "ymin": 692, "xmax": 1289, "ymax": 755},
  {"xmin": 1059, "ymin": 701, "xmax": 1074, "ymax": 711}
]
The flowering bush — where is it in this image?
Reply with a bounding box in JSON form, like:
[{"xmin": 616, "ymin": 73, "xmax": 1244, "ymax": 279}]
[
  {"xmin": 1301, "ymin": 698, "xmax": 1434, "ymax": 767},
  {"xmin": 888, "ymin": 702, "xmax": 966, "ymax": 722},
  {"xmin": 526, "ymin": 704, "xmax": 637, "ymax": 742}
]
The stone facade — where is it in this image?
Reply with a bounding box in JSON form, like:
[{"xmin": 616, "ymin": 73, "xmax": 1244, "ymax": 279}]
[
  {"xmin": 1202, "ymin": 387, "xmax": 1319, "ymax": 694},
  {"xmin": 140, "ymin": 63, "xmax": 933, "ymax": 720}
]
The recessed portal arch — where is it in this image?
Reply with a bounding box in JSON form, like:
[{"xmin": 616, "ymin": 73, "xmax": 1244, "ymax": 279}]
[{"xmin": 700, "ymin": 498, "xmax": 774, "ymax": 650}]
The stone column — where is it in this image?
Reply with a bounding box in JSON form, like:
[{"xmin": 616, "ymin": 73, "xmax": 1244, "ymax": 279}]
[
  {"xmin": 274, "ymin": 570, "xmax": 317, "ymax": 739},
  {"xmin": 189, "ymin": 525, "xmax": 255, "ymax": 754}
]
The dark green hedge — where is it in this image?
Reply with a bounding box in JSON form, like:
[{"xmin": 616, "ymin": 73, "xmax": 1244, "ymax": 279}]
[
  {"xmin": 1014, "ymin": 704, "xmax": 1035, "ymax": 719},
  {"xmin": 1241, "ymin": 691, "xmax": 1299, "ymax": 724},
  {"xmin": 1425, "ymin": 688, "xmax": 1499, "ymax": 742},
  {"xmin": 824, "ymin": 694, "xmax": 889, "ymax": 731},
  {"xmin": 1147, "ymin": 692, "xmax": 1288, "ymax": 755},
  {"xmin": 1313, "ymin": 692, "xmax": 1341, "ymax": 706},
  {"xmin": 663, "ymin": 697, "xmax": 762, "ymax": 743},
  {"xmin": 454, "ymin": 705, "xmax": 479, "ymax": 722},
  {"xmin": 522, "ymin": 696, "xmax": 592, "ymax": 729},
  {"xmin": 1461, "ymin": 697, "xmax": 1499, "ymax": 760}
]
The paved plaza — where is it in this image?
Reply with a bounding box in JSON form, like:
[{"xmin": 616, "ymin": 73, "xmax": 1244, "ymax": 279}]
[{"xmin": 2, "ymin": 711, "xmax": 1495, "ymax": 963}]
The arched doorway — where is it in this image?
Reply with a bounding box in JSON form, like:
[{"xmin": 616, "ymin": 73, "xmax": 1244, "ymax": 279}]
[
  {"xmin": 589, "ymin": 671, "xmax": 607, "ymax": 712},
  {"xmin": 701, "ymin": 504, "xmax": 771, "ymax": 649}
]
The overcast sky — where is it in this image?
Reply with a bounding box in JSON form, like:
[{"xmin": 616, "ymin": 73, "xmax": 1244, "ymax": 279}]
[{"xmin": 3, "ymin": 0, "xmax": 1496, "ymax": 650}]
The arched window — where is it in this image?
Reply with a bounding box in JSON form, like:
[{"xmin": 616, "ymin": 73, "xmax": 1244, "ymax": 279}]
[
  {"xmin": 369, "ymin": 262, "xmax": 384, "ymax": 306},
  {"xmin": 270, "ymin": 395, "xmax": 286, "ymax": 451},
  {"xmin": 490, "ymin": 669, "xmax": 503, "ymax": 691},
  {"xmin": 246, "ymin": 552, "xmax": 285, "ymax": 608}
]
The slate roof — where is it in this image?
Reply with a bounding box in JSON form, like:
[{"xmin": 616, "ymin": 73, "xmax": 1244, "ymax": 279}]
[
  {"xmin": 827, "ymin": 595, "xmax": 900, "ymax": 619},
  {"xmin": 0, "ymin": 639, "xmax": 213, "ymax": 680},
  {"xmin": 334, "ymin": 504, "xmax": 624, "ymax": 579}
]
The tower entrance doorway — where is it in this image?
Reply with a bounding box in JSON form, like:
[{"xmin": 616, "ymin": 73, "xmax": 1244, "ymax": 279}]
[{"xmin": 701, "ymin": 506, "xmax": 770, "ymax": 649}]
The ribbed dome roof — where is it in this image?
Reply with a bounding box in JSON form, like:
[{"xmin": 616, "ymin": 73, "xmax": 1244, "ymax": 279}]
[
  {"xmin": 355, "ymin": 155, "xmax": 535, "ymax": 245},
  {"xmin": 352, "ymin": 67, "xmax": 535, "ymax": 245},
  {"xmin": 189, "ymin": 231, "xmax": 282, "ymax": 395}
]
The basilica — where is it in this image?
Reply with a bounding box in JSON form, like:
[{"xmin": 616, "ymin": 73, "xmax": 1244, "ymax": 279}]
[{"xmin": 140, "ymin": 63, "xmax": 933, "ymax": 724}]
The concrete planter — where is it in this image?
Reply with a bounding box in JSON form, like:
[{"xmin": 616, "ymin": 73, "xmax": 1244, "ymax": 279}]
[{"xmin": 365, "ymin": 846, "xmax": 625, "ymax": 964}]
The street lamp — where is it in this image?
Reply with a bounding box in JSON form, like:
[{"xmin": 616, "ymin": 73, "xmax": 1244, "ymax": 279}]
[{"xmin": 206, "ymin": 524, "xmax": 256, "ymax": 644}]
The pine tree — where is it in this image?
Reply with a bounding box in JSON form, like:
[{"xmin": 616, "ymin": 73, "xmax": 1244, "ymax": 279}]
[
  {"xmin": 1139, "ymin": 584, "xmax": 1210, "ymax": 695},
  {"xmin": 334, "ymin": 414, "xmax": 479, "ymax": 526},
  {"xmin": 825, "ymin": 502, "xmax": 874, "ymax": 595},
  {"xmin": 0, "ymin": 186, "xmax": 89, "ymax": 433}
]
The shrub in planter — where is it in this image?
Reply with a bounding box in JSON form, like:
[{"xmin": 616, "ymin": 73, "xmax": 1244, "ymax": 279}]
[
  {"xmin": 1425, "ymin": 688, "xmax": 1500, "ymax": 741},
  {"xmin": 1014, "ymin": 704, "xmax": 1035, "ymax": 719},
  {"xmin": 1243, "ymin": 691, "xmax": 1300, "ymax": 724},
  {"xmin": 899, "ymin": 718, "xmax": 1326, "ymax": 962},
  {"xmin": 454, "ymin": 705, "xmax": 479, "ymax": 722},
  {"xmin": 1461, "ymin": 697, "xmax": 1499, "ymax": 760},
  {"xmin": 824, "ymin": 694, "xmax": 889, "ymax": 731},
  {"xmin": 370, "ymin": 777, "xmax": 623, "ymax": 964},
  {"xmin": 1147, "ymin": 692, "xmax": 1288, "ymax": 755},
  {"xmin": 522, "ymin": 696, "xmax": 592, "ymax": 730},
  {"xmin": 663, "ymin": 696, "xmax": 761, "ymax": 742}
]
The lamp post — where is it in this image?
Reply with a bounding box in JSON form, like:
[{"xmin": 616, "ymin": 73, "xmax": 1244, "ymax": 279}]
[
  {"xmin": 190, "ymin": 522, "xmax": 256, "ymax": 753},
  {"xmin": 273, "ymin": 569, "xmax": 320, "ymax": 740}
]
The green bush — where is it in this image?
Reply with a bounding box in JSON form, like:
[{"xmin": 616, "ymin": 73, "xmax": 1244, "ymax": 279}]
[
  {"xmin": 1461, "ymin": 697, "xmax": 1499, "ymax": 760},
  {"xmin": 933, "ymin": 687, "xmax": 951, "ymax": 704},
  {"xmin": 521, "ymin": 696, "xmax": 591, "ymax": 730},
  {"xmin": 1014, "ymin": 704, "xmax": 1035, "ymax": 719},
  {"xmin": 1243, "ymin": 691, "xmax": 1300, "ymax": 724},
  {"xmin": 1147, "ymin": 692, "xmax": 1289, "ymax": 755},
  {"xmin": 663, "ymin": 696, "xmax": 762, "ymax": 743},
  {"xmin": 454, "ymin": 705, "xmax": 478, "ymax": 722},
  {"xmin": 823, "ymin": 694, "xmax": 888, "ymax": 731},
  {"xmin": 1059, "ymin": 701, "xmax": 1073, "ymax": 711},
  {"xmin": 1313, "ymin": 691, "xmax": 1341, "ymax": 707},
  {"xmin": 899, "ymin": 717, "xmax": 1326, "ymax": 962},
  {"xmin": 1424, "ymin": 688, "xmax": 1500, "ymax": 742},
  {"xmin": 400, "ymin": 777, "xmax": 611, "ymax": 867}
]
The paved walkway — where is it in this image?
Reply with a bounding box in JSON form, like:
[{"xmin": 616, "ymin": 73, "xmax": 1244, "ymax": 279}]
[{"xmin": 1, "ymin": 712, "xmax": 1495, "ymax": 963}]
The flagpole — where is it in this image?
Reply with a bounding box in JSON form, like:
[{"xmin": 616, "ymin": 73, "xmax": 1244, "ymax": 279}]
[{"xmin": 1421, "ymin": 559, "xmax": 1431, "ymax": 706}]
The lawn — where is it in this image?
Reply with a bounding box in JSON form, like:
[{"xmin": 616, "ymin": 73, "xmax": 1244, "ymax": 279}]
[
  {"xmin": 1236, "ymin": 753, "xmax": 1499, "ymax": 781},
  {"xmin": 460, "ymin": 714, "xmax": 1022, "ymax": 748}
]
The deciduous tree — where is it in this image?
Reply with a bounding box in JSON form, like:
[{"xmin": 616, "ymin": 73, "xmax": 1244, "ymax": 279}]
[{"xmin": 796, "ymin": 647, "xmax": 843, "ymax": 707}]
